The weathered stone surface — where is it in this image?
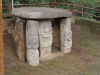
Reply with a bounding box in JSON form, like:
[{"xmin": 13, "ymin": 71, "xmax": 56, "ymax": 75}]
[
  {"xmin": 39, "ymin": 20, "xmax": 52, "ymax": 57},
  {"xmin": 26, "ymin": 35, "xmax": 39, "ymax": 49},
  {"xmin": 26, "ymin": 20, "xmax": 39, "ymax": 35},
  {"xmin": 27, "ymin": 49, "xmax": 39, "ymax": 66},
  {"xmin": 39, "ymin": 46, "xmax": 51, "ymax": 57},
  {"xmin": 16, "ymin": 17, "xmax": 25, "ymax": 23},
  {"xmin": 3, "ymin": 19, "xmax": 14, "ymax": 32},
  {"xmin": 12, "ymin": 21, "xmax": 25, "ymax": 62},
  {"xmin": 60, "ymin": 18, "xmax": 72, "ymax": 53},
  {"xmin": 26, "ymin": 20, "xmax": 39, "ymax": 66},
  {"xmin": 39, "ymin": 35, "xmax": 52, "ymax": 48},
  {"xmin": 12, "ymin": 7, "xmax": 72, "ymax": 19},
  {"xmin": 40, "ymin": 52, "xmax": 64, "ymax": 61}
]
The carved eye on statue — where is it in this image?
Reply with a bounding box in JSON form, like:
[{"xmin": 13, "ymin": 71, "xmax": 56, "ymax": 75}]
[
  {"xmin": 67, "ymin": 39, "xmax": 70, "ymax": 41},
  {"xmin": 33, "ymin": 41, "xmax": 39, "ymax": 49},
  {"xmin": 67, "ymin": 34, "xmax": 72, "ymax": 41},
  {"xmin": 63, "ymin": 33, "xmax": 72, "ymax": 47},
  {"xmin": 34, "ymin": 42, "xmax": 37, "ymax": 46},
  {"xmin": 43, "ymin": 26, "xmax": 50, "ymax": 33},
  {"xmin": 39, "ymin": 24, "xmax": 52, "ymax": 37}
]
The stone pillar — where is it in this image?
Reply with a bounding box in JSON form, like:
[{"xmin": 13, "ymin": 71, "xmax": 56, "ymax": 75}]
[
  {"xmin": 26, "ymin": 20, "xmax": 39, "ymax": 66},
  {"xmin": 39, "ymin": 20, "xmax": 52, "ymax": 57},
  {"xmin": 12, "ymin": 18, "xmax": 25, "ymax": 62},
  {"xmin": 60, "ymin": 18, "xmax": 72, "ymax": 53}
]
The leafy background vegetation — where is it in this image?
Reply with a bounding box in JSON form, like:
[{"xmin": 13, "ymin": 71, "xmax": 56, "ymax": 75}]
[{"xmin": 2, "ymin": 0, "xmax": 100, "ymax": 20}]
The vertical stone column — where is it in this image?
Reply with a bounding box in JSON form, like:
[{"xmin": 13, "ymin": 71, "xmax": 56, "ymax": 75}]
[
  {"xmin": 60, "ymin": 18, "xmax": 72, "ymax": 53},
  {"xmin": 26, "ymin": 20, "xmax": 39, "ymax": 66},
  {"xmin": 12, "ymin": 20, "xmax": 25, "ymax": 62},
  {"xmin": 39, "ymin": 20, "xmax": 52, "ymax": 57}
]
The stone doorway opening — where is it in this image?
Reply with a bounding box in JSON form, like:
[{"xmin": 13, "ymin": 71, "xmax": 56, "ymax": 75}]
[
  {"xmin": 52, "ymin": 18, "xmax": 61, "ymax": 53},
  {"xmin": 39, "ymin": 18, "xmax": 63, "ymax": 61}
]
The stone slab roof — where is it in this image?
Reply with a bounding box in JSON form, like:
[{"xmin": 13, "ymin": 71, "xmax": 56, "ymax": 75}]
[{"xmin": 11, "ymin": 7, "xmax": 72, "ymax": 19}]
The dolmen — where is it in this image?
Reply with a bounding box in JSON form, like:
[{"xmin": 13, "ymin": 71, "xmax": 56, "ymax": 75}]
[{"xmin": 11, "ymin": 7, "xmax": 72, "ymax": 66}]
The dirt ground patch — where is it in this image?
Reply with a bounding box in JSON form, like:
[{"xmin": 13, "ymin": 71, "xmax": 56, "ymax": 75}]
[{"xmin": 4, "ymin": 17, "xmax": 100, "ymax": 75}]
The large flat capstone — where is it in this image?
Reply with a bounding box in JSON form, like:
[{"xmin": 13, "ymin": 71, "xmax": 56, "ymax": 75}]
[{"xmin": 11, "ymin": 7, "xmax": 72, "ymax": 19}]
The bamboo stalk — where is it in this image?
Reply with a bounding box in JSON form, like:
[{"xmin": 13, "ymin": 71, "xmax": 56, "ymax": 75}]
[
  {"xmin": 56, "ymin": 2, "xmax": 73, "ymax": 6},
  {"xmin": 0, "ymin": 0, "xmax": 4, "ymax": 75},
  {"xmin": 82, "ymin": 8, "xmax": 83, "ymax": 17},
  {"xmin": 50, "ymin": 0, "xmax": 52, "ymax": 7},
  {"xmin": 2, "ymin": 8, "xmax": 8, "ymax": 9},
  {"xmin": 2, "ymin": 4, "xmax": 9, "ymax": 5},
  {"xmin": 53, "ymin": 0, "xmax": 56, "ymax": 8},
  {"xmin": 8, "ymin": 0, "xmax": 11, "ymax": 13},
  {"xmin": 13, "ymin": 3, "xmax": 50, "ymax": 6},
  {"xmin": 73, "ymin": 10, "xmax": 100, "ymax": 18},
  {"xmin": 72, "ymin": 5, "xmax": 74, "ymax": 15},
  {"xmin": 56, "ymin": 2, "xmax": 100, "ymax": 12},
  {"xmin": 36, "ymin": 3, "xmax": 50, "ymax": 5}
]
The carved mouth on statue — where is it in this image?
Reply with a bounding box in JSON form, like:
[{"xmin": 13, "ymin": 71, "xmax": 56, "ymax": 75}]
[
  {"xmin": 41, "ymin": 33, "xmax": 52, "ymax": 37},
  {"xmin": 63, "ymin": 40, "xmax": 72, "ymax": 47},
  {"xmin": 33, "ymin": 43, "xmax": 39, "ymax": 49},
  {"xmin": 33, "ymin": 46, "xmax": 39, "ymax": 50}
]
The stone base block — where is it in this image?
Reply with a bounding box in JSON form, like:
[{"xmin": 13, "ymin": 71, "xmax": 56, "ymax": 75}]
[
  {"xmin": 26, "ymin": 49, "xmax": 39, "ymax": 66},
  {"xmin": 28, "ymin": 59, "xmax": 39, "ymax": 66},
  {"xmin": 39, "ymin": 52, "xmax": 64, "ymax": 61},
  {"xmin": 40, "ymin": 46, "xmax": 51, "ymax": 57},
  {"xmin": 40, "ymin": 52, "xmax": 51, "ymax": 57},
  {"xmin": 61, "ymin": 47, "xmax": 71, "ymax": 53}
]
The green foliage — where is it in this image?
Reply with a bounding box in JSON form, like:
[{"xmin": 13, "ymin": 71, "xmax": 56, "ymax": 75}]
[{"xmin": 56, "ymin": 0, "xmax": 100, "ymax": 19}]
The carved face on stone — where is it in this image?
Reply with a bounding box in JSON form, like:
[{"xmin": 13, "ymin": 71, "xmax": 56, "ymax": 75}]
[
  {"xmin": 64, "ymin": 31, "xmax": 72, "ymax": 48},
  {"xmin": 26, "ymin": 36, "xmax": 39, "ymax": 49},
  {"xmin": 27, "ymin": 40, "xmax": 39, "ymax": 49},
  {"xmin": 39, "ymin": 21, "xmax": 52, "ymax": 37}
]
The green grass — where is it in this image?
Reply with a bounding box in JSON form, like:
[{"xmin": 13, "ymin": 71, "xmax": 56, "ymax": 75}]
[
  {"xmin": 75, "ymin": 17, "xmax": 100, "ymax": 54},
  {"xmin": 4, "ymin": 17, "xmax": 100, "ymax": 75}
]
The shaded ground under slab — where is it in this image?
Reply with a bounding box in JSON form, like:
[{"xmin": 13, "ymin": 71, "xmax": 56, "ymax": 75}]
[{"xmin": 40, "ymin": 45, "xmax": 64, "ymax": 61}]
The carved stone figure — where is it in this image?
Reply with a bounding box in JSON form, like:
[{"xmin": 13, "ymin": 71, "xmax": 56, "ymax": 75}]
[
  {"xmin": 60, "ymin": 18, "xmax": 72, "ymax": 53},
  {"xmin": 26, "ymin": 49, "xmax": 39, "ymax": 66},
  {"xmin": 26, "ymin": 20, "xmax": 39, "ymax": 66},
  {"xmin": 39, "ymin": 20, "xmax": 52, "ymax": 57},
  {"xmin": 26, "ymin": 35, "xmax": 39, "ymax": 49}
]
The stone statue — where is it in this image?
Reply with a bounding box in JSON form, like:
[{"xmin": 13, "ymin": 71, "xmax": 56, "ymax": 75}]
[
  {"xmin": 26, "ymin": 20, "xmax": 39, "ymax": 66},
  {"xmin": 26, "ymin": 49, "xmax": 39, "ymax": 66},
  {"xmin": 60, "ymin": 18, "xmax": 72, "ymax": 53},
  {"xmin": 39, "ymin": 20, "xmax": 53, "ymax": 57}
]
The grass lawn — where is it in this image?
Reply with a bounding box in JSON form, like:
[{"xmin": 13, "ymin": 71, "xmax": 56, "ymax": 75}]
[{"xmin": 4, "ymin": 17, "xmax": 100, "ymax": 75}]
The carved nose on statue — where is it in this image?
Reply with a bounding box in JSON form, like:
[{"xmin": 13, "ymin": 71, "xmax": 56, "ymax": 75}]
[{"xmin": 44, "ymin": 27, "xmax": 49, "ymax": 32}]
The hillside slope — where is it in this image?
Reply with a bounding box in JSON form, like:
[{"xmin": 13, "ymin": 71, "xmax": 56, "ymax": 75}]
[{"xmin": 4, "ymin": 17, "xmax": 100, "ymax": 75}]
